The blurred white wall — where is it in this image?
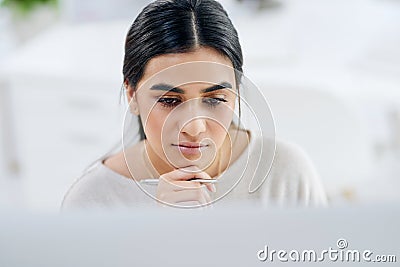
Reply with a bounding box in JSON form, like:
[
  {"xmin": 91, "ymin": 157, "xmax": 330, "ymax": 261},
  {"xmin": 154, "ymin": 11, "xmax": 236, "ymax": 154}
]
[{"xmin": 59, "ymin": 0, "xmax": 150, "ymax": 23}]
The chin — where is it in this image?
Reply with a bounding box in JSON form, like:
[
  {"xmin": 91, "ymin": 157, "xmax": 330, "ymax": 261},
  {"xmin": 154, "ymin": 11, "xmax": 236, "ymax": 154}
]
[{"xmin": 164, "ymin": 149, "xmax": 216, "ymax": 170}]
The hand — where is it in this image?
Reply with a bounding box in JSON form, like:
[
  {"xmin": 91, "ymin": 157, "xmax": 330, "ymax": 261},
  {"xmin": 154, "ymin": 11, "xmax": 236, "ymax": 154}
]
[{"xmin": 156, "ymin": 166, "xmax": 216, "ymax": 206}]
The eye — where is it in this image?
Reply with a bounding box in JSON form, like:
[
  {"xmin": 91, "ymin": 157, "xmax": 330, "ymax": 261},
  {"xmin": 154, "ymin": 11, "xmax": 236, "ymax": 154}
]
[
  {"xmin": 203, "ymin": 97, "xmax": 227, "ymax": 107},
  {"xmin": 157, "ymin": 97, "xmax": 182, "ymax": 108}
]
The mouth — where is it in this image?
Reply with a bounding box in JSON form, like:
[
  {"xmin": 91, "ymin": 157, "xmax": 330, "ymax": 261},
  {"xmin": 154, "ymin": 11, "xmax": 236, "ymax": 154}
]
[{"xmin": 172, "ymin": 142, "xmax": 209, "ymax": 155}]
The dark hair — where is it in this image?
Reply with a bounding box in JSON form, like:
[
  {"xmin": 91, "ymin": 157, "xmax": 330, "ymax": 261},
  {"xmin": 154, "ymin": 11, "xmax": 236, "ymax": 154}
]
[{"xmin": 122, "ymin": 0, "xmax": 243, "ymax": 140}]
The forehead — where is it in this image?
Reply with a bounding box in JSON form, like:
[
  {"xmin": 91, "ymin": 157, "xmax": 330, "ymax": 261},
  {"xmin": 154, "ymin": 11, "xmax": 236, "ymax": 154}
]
[{"xmin": 137, "ymin": 47, "xmax": 236, "ymax": 91}]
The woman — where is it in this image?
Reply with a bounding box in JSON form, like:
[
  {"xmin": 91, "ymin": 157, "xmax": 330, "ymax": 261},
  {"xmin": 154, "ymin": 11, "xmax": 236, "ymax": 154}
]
[{"xmin": 62, "ymin": 0, "xmax": 327, "ymax": 209}]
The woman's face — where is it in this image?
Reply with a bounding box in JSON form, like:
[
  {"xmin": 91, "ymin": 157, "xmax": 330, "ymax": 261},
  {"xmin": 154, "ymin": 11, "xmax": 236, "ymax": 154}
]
[{"xmin": 127, "ymin": 47, "xmax": 237, "ymax": 172}]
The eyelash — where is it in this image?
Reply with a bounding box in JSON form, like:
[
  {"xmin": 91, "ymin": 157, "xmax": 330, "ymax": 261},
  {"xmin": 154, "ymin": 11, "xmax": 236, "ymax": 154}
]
[
  {"xmin": 157, "ymin": 97, "xmax": 181, "ymax": 108},
  {"xmin": 157, "ymin": 97, "xmax": 227, "ymax": 108},
  {"xmin": 203, "ymin": 97, "xmax": 228, "ymax": 108}
]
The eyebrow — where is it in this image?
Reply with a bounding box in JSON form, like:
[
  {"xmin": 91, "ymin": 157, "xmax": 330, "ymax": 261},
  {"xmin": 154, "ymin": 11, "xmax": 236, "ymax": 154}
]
[{"xmin": 150, "ymin": 82, "xmax": 233, "ymax": 94}]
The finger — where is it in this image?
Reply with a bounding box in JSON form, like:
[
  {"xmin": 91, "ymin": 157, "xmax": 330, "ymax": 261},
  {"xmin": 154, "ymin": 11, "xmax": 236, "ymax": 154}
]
[
  {"xmin": 202, "ymin": 187, "xmax": 212, "ymax": 203},
  {"xmin": 160, "ymin": 188, "xmax": 207, "ymax": 204},
  {"xmin": 162, "ymin": 180, "xmax": 215, "ymax": 194},
  {"xmin": 160, "ymin": 180, "xmax": 202, "ymax": 191},
  {"xmin": 197, "ymin": 191, "xmax": 207, "ymax": 205},
  {"xmin": 161, "ymin": 167, "xmax": 212, "ymax": 182},
  {"xmin": 205, "ymin": 183, "xmax": 216, "ymax": 193},
  {"xmin": 192, "ymin": 187, "xmax": 210, "ymax": 206},
  {"xmin": 175, "ymin": 186, "xmax": 212, "ymax": 205}
]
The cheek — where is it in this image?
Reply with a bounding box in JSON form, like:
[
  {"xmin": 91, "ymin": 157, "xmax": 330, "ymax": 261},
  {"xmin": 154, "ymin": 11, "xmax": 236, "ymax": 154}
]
[
  {"xmin": 138, "ymin": 95, "xmax": 167, "ymax": 143},
  {"xmin": 212, "ymin": 102, "xmax": 235, "ymax": 129},
  {"xmin": 206, "ymin": 107, "xmax": 234, "ymax": 149},
  {"xmin": 143, "ymin": 109, "xmax": 166, "ymax": 142},
  {"xmin": 207, "ymin": 120, "xmax": 228, "ymax": 146},
  {"xmin": 213, "ymin": 104, "xmax": 235, "ymax": 147}
]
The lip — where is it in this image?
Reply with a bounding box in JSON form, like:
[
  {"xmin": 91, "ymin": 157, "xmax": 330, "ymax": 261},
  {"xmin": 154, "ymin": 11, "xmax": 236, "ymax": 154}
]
[
  {"xmin": 174, "ymin": 142, "xmax": 208, "ymax": 148},
  {"xmin": 172, "ymin": 142, "xmax": 209, "ymax": 155}
]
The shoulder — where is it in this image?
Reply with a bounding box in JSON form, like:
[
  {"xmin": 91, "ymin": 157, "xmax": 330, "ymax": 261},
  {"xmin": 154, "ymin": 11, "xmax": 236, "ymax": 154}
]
[
  {"xmin": 273, "ymin": 139, "xmax": 316, "ymax": 175},
  {"xmin": 102, "ymin": 141, "xmax": 147, "ymax": 180},
  {"xmin": 61, "ymin": 161, "xmax": 133, "ymax": 211},
  {"xmin": 249, "ymin": 134, "xmax": 318, "ymax": 176},
  {"xmin": 103, "ymin": 150, "xmax": 132, "ymax": 179},
  {"xmin": 251, "ymin": 135, "xmax": 328, "ymax": 206}
]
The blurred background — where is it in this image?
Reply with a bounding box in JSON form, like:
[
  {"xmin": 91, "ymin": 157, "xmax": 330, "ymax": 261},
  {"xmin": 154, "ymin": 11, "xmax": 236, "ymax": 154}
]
[{"xmin": 0, "ymin": 0, "xmax": 399, "ymax": 211}]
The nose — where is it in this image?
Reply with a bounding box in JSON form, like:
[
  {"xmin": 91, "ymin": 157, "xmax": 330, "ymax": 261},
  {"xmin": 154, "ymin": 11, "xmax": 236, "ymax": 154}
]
[
  {"xmin": 181, "ymin": 117, "xmax": 207, "ymax": 137},
  {"xmin": 177, "ymin": 99, "xmax": 207, "ymax": 137}
]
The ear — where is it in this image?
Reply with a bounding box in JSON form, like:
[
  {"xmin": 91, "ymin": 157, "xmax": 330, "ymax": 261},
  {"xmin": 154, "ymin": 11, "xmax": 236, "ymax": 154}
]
[{"xmin": 125, "ymin": 81, "xmax": 140, "ymax": 115}]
